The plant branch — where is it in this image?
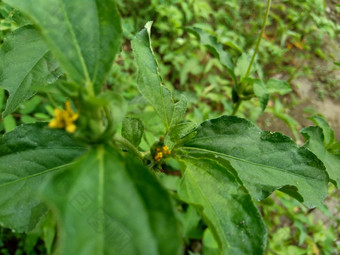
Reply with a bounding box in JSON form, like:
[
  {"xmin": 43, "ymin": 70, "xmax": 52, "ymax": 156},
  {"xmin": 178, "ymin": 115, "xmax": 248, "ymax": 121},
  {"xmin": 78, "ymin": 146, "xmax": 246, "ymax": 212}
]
[
  {"xmin": 245, "ymin": 0, "xmax": 272, "ymax": 79},
  {"xmin": 232, "ymin": 0, "xmax": 272, "ymax": 115},
  {"xmin": 114, "ymin": 134, "xmax": 144, "ymax": 160},
  {"xmin": 232, "ymin": 101, "xmax": 242, "ymax": 115}
]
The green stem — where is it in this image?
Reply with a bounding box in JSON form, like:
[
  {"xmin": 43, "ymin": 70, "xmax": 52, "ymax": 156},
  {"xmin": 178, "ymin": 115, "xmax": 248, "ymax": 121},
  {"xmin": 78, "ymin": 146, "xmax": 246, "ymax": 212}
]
[
  {"xmin": 232, "ymin": 0, "xmax": 272, "ymax": 115},
  {"xmin": 114, "ymin": 134, "xmax": 144, "ymax": 160},
  {"xmin": 232, "ymin": 101, "xmax": 241, "ymax": 115},
  {"xmin": 46, "ymin": 93, "xmax": 59, "ymax": 108},
  {"xmin": 102, "ymin": 106, "xmax": 114, "ymax": 136},
  {"xmin": 244, "ymin": 0, "xmax": 272, "ymax": 79}
]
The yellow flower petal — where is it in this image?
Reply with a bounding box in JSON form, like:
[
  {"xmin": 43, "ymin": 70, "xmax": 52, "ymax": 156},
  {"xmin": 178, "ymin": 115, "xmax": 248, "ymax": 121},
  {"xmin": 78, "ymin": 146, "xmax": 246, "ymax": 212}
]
[
  {"xmin": 53, "ymin": 108, "xmax": 62, "ymax": 116},
  {"xmin": 65, "ymin": 123, "xmax": 77, "ymax": 133},
  {"xmin": 49, "ymin": 101, "xmax": 78, "ymax": 132},
  {"xmin": 49, "ymin": 119, "xmax": 63, "ymax": 128}
]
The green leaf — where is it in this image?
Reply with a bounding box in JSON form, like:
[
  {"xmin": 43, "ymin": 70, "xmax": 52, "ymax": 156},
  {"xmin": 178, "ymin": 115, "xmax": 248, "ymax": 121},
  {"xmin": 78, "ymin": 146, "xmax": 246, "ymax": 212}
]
[
  {"xmin": 122, "ymin": 117, "xmax": 144, "ymax": 147},
  {"xmin": 308, "ymin": 115, "xmax": 335, "ymax": 147},
  {"xmin": 105, "ymin": 92, "xmax": 127, "ymax": 133},
  {"xmin": 235, "ymin": 52, "xmax": 252, "ymax": 79},
  {"xmin": 3, "ymin": 114, "xmax": 16, "ymax": 132},
  {"xmin": 181, "ymin": 116, "xmax": 328, "ymax": 207},
  {"xmin": 266, "ymin": 79, "xmax": 292, "ymax": 95},
  {"xmin": 169, "ymin": 121, "xmax": 197, "ymax": 142},
  {"xmin": 42, "ymin": 211, "xmax": 56, "ymax": 255},
  {"xmin": 0, "ymin": 88, "xmax": 5, "ymax": 112},
  {"xmin": 0, "ymin": 26, "xmax": 56, "ymax": 117},
  {"xmin": 44, "ymin": 146, "xmax": 182, "ymax": 255},
  {"xmin": 177, "ymin": 205, "xmax": 202, "ymax": 242},
  {"xmin": 253, "ymin": 79, "xmax": 269, "ymax": 111},
  {"xmin": 182, "ymin": 26, "xmax": 236, "ymax": 83},
  {"xmin": 202, "ymin": 229, "xmax": 219, "ymax": 255},
  {"xmin": 301, "ymin": 126, "xmax": 340, "ymax": 187},
  {"xmin": 178, "ymin": 157, "xmax": 267, "ymax": 254},
  {"xmin": 0, "ymin": 123, "xmax": 86, "ymax": 232},
  {"xmin": 19, "ymin": 95, "xmax": 42, "ymax": 115},
  {"xmin": 4, "ymin": 0, "xmax": 122, "ymax": 94},
  {"xmin": 132, "ymin": 21, "xmax": 186, "ymax": 131},
  {"xmin": 170, "ymin": 95, "xmax": 188, "ymax": 128}
]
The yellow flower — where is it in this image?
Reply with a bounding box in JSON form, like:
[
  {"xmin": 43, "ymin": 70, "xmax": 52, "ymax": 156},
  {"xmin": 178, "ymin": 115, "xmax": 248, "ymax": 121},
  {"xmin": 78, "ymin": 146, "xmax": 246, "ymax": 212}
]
[
  {"xmin": 154, "ymin": 152, "xmax": 163, "ymax": 162},
  {"xmin": 49, "ymin": 101, "xmax": 79, "ymax": 133},
  {"xmin": 154, "ymin": 145, "xmax": 172, "ymax": 162},
  {"xmin": 162, "ymin": 145, "xmax": 171, "ymax": 156}
]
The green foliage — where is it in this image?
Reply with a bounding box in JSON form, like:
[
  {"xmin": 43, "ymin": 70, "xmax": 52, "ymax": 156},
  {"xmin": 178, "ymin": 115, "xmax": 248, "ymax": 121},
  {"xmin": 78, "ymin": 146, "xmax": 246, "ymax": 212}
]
[
  {"xmin": 181, "ymin": 116, "xmax": 328, "ymax": 207},
  {"xmin": 44, "ymin": 146, "xmax": 182, "ymax": 255},
  {"xmin": 0, "ymin": 0, "xmax": 339, "ymax": 254},
  {"xmin": 261, "ymin": 187, "xmax": 340, "ymax": 254},
  {"xmin": 0, "ymin": 123, "xmax": 86, "ymax": 232},
  {"xmin": 4, "ymin": 0, "xmax": 122, "ymax": 95},
  {"xmin": 301, "ymin": 126, "xmax": 340, "ymax": 187},
  {"xmin": 178, "ymin": 157, "xmax": 266, "ymax": 254},
  {"xmin": 132, "ymin": 21, "xmax": 187, "ymax": 131},
  {"xmin": 0, "ymin": 25, "xmax": 57, "ymax": 117}
]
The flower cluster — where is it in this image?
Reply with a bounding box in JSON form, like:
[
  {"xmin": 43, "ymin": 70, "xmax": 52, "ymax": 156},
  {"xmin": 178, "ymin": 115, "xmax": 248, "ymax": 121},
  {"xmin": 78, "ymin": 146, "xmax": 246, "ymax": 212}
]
[
  {"xmin": 49, "ymin": 101, "xmax": 79, "ymax": 133},
  {"xmin": 154, "ymin": 145, "xmax": 171, "ymax": 162}
]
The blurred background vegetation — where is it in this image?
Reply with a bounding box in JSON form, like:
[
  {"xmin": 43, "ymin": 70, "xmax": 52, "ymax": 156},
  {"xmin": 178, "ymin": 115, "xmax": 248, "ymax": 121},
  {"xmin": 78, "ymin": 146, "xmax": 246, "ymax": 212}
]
[{"xmin": 0, "ymin": 0, "xmax": 339, "ymax": 254}]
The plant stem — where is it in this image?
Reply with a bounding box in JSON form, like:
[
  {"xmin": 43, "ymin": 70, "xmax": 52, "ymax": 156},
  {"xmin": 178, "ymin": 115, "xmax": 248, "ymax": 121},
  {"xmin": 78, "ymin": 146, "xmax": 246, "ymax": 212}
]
[
  {"xmin": 245, "ymin": 0, "xmax": 272, "ymax": 79},
  {"xmin": 114, "ymin": 134, "xmax": 144, "ymax": 160},
  {"xmin": 46, "ymin": 93, "xmax": 59, "ymax": 108},
  {"xmin": 232, "ymin": 0, "xmax": 272, "ymax": 115},
  {"xmin": 232, "ymin": 101, "xmax": 241, "ymax": 115},
  {"xmin": 102, "ymin": 106, "xmax": 114, "ymax": 136}
]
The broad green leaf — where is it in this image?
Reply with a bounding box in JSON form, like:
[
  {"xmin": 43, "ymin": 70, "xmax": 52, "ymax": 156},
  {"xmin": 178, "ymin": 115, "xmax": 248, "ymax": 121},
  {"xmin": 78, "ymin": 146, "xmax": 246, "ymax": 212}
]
[
  {"xmin": 178, "ymin": 157, "xmax": 267, "ymax": 254},
  {"xmin": 44, "ymin": 146, "xmax": 182, "ymax": 255},
  {"xmin": 182, "ymin": 27, "xmax": 236, "ymax": 83},
  {"xmin": 4, "ymin": 0, "xmax": 122, "ymax": 94},
  {"xmin": 0, "ymin": 123, "xmax": 86, "ymax": 232},
  {"xmin": 132, "ymin": 22, "xmax": 186, "ymax": 131},
  {"xmin": 253, "ymin": 79, "xmax": 269, "ymax": 111},
  {"xmin": 181, "ymin": 116, "xmax": 328, "ymax": 207},
  {"xmin": 308, "ymin": 115, "xmax": 335, "ymax": 147},
  {"xmin": 301, "ymin": 126, "xmax": 340, "ymax": 187},
  {"xmin": 0, "ymin": 26, "xmax": 57, "ymax": 117},
  {"xmin": 266, "ymin": 79, "xmax": 292, "ymax": 95},
  {"xmin": 122, "ymin": 117, "xmax": 144, "ymax": 147}
]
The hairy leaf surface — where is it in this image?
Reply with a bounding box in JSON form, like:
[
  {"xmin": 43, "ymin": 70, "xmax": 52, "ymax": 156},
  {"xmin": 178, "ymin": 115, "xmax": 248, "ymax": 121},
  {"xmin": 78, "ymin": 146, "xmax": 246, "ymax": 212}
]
[
  {"xmin": 181, "ymin": 116, "xmax": 328, "ymax": 207},
  {"xmin": 4, "ymin": 0, "xmax": 122, "ymax": 93},
  {"xmin": 253, "ymin": 79, "xmax": 269, "ymax": 111},
  {"xmin": 132, "ymin": 22, "xmax": 186, "ymax": 131},
  {"xmin": 0, "ymin": 123, "xmax": 86, "ymax": 232},
  {"xmin": 0, "ymin": 26, "xmax": 58, "ymax": 117},
  {"xmin": 266, "ymin": 79, "xmax": 291, "ymax": 95},
  {"xmin": 44, "ymin": 146, "xmax": 182, "ymax": 255},
  {"xmin": 178, "ymin": 157, "xmax": 267, "ymax": 254},
  {"xmin": 122, "ymin": 117, "xmax": 144, "ymax": 147},
  {"xmin": 301, "ymin": 126, "xmax": 340, "ymax": 187}
]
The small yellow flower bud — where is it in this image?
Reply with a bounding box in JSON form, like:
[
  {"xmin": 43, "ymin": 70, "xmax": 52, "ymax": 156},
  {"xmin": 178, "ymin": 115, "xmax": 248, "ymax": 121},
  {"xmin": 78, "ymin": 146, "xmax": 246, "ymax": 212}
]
[
  {"xmin": 49, "ymin": 101, "xmax": 78, "ymax": 133},
  {"xmin": 154, "ymin": 152, "xmax": 163, "ymax": 162}
]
